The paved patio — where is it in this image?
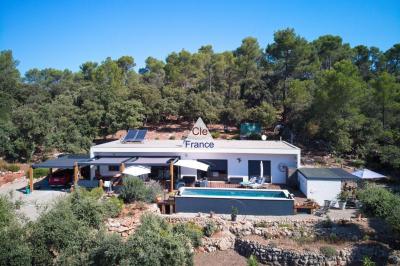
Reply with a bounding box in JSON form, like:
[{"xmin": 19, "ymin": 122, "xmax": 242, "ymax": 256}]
[{"xmin": 0, "ymin": 177, "xmax": 67, "ymax": 221}]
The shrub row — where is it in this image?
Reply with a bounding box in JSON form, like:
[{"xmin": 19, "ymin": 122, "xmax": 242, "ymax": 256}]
[{"xmin": 0, "ymin": 189, "xmax": 194, "ymax": 266}]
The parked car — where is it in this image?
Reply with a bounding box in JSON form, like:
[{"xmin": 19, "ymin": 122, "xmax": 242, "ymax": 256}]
[{"xmin": 49, "ymin": 169, "xmax": 73, "ymax": 187}]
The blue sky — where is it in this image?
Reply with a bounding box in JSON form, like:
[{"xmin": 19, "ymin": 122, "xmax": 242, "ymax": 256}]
[{"xmin": 1, "ymin": 0, "xmax": 399, "ymax": 74}]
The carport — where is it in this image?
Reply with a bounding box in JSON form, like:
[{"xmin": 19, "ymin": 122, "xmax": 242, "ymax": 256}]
[{"xmin": 29, "ymin": 155, "xmax": 90, "ymax": 191}]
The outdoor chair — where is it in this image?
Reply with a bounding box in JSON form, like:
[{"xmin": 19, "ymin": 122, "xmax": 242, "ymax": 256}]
[
  {"xmin": 315, "ymin": 200, "xmax": 330, "ymax": 216},
  {"xmin": 249, "ymin": 177, "xmax": 266, "ymax": 189},
  {"xmin": 240, "ymin": 177, "xmax": 257, "ymax": 187}
]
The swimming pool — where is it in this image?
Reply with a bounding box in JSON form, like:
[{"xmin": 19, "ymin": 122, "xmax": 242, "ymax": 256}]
[
  {"xmin": 175, "ymin": 187, "xmax": 294, "ymax": 216},
  {"xmin": 181, "ymin": 188, "xmax": 288, "ymax": 198}
]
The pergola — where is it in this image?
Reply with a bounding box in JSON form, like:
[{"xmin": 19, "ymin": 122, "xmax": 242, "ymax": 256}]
[
  {"xmin": 30, "ymin": 155, "xmax": 90, "ymax": 191},
  {"xmin": 29, "ymin": 155, "xmax": 210, "ymax": 193}
]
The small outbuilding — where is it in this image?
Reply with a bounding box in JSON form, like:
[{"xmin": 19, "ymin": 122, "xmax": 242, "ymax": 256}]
[{"xmin": 297, "ymin": 168, "xmax": 358, "ymax": 206}]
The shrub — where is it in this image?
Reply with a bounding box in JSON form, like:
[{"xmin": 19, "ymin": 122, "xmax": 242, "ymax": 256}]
[
  {"xmin": 33, "ymin": 168, "xmax": 49, "ymax": 179},
  {"xmin": 169, "ymin": 135, "xmax": 176, "ymax": 140},
  {"xmin": 0, "ymin": 226, "xmax": 32, "ymax": 265},
  {"xmin": 89, "ymin": 233, "xmax": 126, "ymax": 266},
  {"xmin": 5, "ymin": 163, "xmax": 20, "ymax": 172},
  {"xmin": 362, "ymin": 256, "xmax": 376, "ymax": 266},
  {"xmin": 211, "ymin": 131, "xmax": 220, "ymax": 138},
  {"xmin": 173, "ymin": 222, "xmax": 204, "ymax": 247},
  {"xmin": 124, "ymin": 214, "xmax": 193, "ymax": 265},
  {"xmin": 70, "ymin": 189, "xmax": 104, "ymax": 228},
  {"xmin": 102, "ymin": 196, "xmax": 124, "ymax": 218},
  {"xmin": 29, "ymin": 199, "xmax": 93, "ymax": 265},
  {"xmin": 357, "ymin": 185, "xmax": 399, "ymax": 219},
  {"xmin": 320, "ymin": 246, "xmax": 337, "ymax": 258},
  {"xmin": 145, "ymin": 180, "xmax": 163, "ymax": 203},
  {"xmin": 321, "ymin": 216, "xmax": 333, "ymax": 228},
  {"xmin": 119, "ymin": 177, "xmax": 162, "ymax": 203},
  {"xmin": 203, "ymin": 221, "xmax": 218, "ymax": 237},
  {"xmin": 247, "ymin": 255, "xmax": 258, "ymax": 266},
  {"xmin": 88, "ymin": 187, "xmax": 104, "ymax": 199},
  {"xmin": 0, "ymin": 195, "xmax": 16, "ymax": 227},
  {"xmin": 119, "ymin": 176, "xmax": 148, "ymax": 203}
]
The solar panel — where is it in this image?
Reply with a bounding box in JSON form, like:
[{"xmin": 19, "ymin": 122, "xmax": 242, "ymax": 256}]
[
  {"xmin": 135, "ymin": 130, "xmax": 147, "ymax": 142},
  {"xmin": 123, "ymin": 129, "xmax": 147, "ymax": 142},
  {"xmin": 124, "ymin": 129, "xmax": 138, "ymax": 142}
]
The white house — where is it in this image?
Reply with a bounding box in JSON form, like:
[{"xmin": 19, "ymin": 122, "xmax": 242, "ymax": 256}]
[{"xmin": 89, "ymin": 139, "xmax": 301, "ymax": 185}]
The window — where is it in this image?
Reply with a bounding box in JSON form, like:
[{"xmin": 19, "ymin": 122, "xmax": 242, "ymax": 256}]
[
  {"xmin": 248, "ymin": 160, "xmax": 271, "ymax": 182},
  {"xmin": 197, "ymin": 159, "xmax": 228, "ymax": 181},
  {"xmin": 108, "ymin": 165, "xmax": 120, "ymax": 172}
]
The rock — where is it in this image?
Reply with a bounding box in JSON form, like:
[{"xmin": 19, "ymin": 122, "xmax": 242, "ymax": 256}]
[{"xmin": 388, "ymin": 255, "xmax": 400, "ymax": 264}]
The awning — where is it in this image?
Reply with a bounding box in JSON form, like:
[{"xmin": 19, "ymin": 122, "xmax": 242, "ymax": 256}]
[
  {"xmin": 123, "ymin": 166, "xmax": 151, "ymax": 176},
  {"xmin": 125, "ymin": 157, "xmax": 174, "ymax": 166},
  {"xmin": 32, "ymin": 154, "xmax": 90, "ymax": 169},
  {"xmin": 79, "ymin": 157, "xmax": 132, "ymax": 166},
  {"xmin": 352, "ymin": 169, "xmax": 386, "ymax": 179},
  {"xmin": 174, "ymin": 160, "xmax": 209, "ymax": 172}
]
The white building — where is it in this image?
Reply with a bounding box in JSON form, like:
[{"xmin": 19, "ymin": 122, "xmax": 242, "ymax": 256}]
[
  {"xmin": 90, "ymin": 139, "xmax": 301, "ymax": 185},
  {"xmin": 298, "ymin": 168, "xmax": 358, "ymax": 205}
]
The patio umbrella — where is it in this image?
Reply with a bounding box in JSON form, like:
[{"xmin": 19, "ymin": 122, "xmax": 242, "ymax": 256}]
[
  {"xmin": 123, "ymin": 165, "xmax": 151, "ymax": 176},
  {"xmin": 174, "ymin": 160, "xmax": 209, "ymax": 172},
  {"xmin": 260, "ymin": 161, "xmax": 264, "ymax": 177},
  {"xmin": 352, "ymin": 168, "xmax": 386, "ymax": 179}
]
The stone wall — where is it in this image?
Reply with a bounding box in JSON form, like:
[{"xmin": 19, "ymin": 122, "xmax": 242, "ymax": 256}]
[{"xmin": 235, "ymin": 238, "xmax": 390, "ymax": 266}]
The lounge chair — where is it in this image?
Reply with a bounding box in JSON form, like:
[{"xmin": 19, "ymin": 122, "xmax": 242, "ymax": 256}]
[
  {"xmin": 240, "ymin": 177, "xmax": 257, "ymax": 187},
  {"xmin": 249, "ymin": 177, "xmax": 266, "ymax": 189}
]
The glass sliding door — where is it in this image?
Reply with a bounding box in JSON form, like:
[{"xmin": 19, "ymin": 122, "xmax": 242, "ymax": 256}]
[
  {"xmin": 248, "ymin": 160, "xmax": 271, "ymax": 183},
  {"xmin": 197, "ymin": 159, "xmax": 228, "ymax": 181}
]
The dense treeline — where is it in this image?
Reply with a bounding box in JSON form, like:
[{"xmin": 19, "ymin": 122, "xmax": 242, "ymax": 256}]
[{"xmin": 0, "ymin": 28, "xmax": 399, "ymax": 173}]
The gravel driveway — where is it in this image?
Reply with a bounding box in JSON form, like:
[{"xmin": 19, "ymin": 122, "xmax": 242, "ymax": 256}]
[{"xmin": 0, "ymin": 178, "xmax": 67, "ymax": 221}]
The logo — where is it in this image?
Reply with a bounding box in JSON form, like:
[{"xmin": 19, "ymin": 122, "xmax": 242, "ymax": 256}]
[{"xmin": 183, "ymin": 118, "xmax": 214, "ymax": 149}]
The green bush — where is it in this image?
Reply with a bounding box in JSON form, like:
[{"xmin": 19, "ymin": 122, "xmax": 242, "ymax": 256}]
[
  {"xmin": 357, "ymin": 185, "xmax": 399, "ymax": 219},
  {"xmin": 102, "ymin": 196, "xmax": 124, "ymax": 218},
  {"xmin": 0, "ymin": 195, "xmax": 16, "ymax": 227},
  {"xmin": 173, "ymin": 222, "xmax": 204, "ymax": 247},
  {"xmin": 211, "ymin": 131, "xmax": 221, "ymax": 138},
  {"xmin": 33, "ymin": 168, "xmax": 49, "ymax": 179},
  {"xmin": 119, "ymin": 177, "xmax": 162, "ymax": 203},
  {"xmin": 88, "ymin": 187, "xmax": 104, "ymax": 199},
  {"xmin": 70, "ymin": 189, "xmax": 104, "ymax": 228},
  {"xmin": 29, "ymin": 199, "xmax": 93, "ymax": 265},
  {"xmin": 89, "ymin": 233, "xmax": 126, "ymax": 266},
  {"xmin": 124, "ymin": 214, "xmax": 193, "ymax": 265},
  {"xmin": 247, "ymin": 255, "xmax": 258, "ymax": 266},
  {"xmin": 4, "ymin": 163, "xmax": 20, "ymax": 172},
  {"xmin": 320, "ymin": 246, "xmax": 337, "ymax": 258},
  {"xmin": 0, "ymin": 226, "xmax": 32, "ymax": 265},
  {"xmin": 145, "ymin": 180, "xmax": 163, "ymax": 203},
  {"xmin": 362, "ymin": 256, "xmax": 376, "ymax": 266},
  {"xmin": 321, "ymin": 216, "xmax": 333, "ymax": 228},
  {"xmin": 203, "ymin": 221, "xmax": 218, "ymax": 237}
]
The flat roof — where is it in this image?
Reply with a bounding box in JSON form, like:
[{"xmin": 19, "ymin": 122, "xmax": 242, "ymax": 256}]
[
  {"xmin": 32, "ymin": 154, "xmax": 90, "ymax": 169},
  {"xmin": 298, "ymin": 168, "xmax": 358, "ymax": 181},
  {"xmin": 91, "ymin": 139, "xmax": 300, "ymax": 155}
]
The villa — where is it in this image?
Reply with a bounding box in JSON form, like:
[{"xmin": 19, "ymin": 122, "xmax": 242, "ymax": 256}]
[{"xmin": 29, "ymin": 118, "xmax": 358, "ymax": 216}]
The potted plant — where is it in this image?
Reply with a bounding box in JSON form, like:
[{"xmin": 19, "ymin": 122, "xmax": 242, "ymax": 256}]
[
  {"xmin": 337, "ymin": 190, "xmax": 350, "ymax": 210},
  {"xmin": 231, "ymin": 206, "xmax": 238, "ymax": 221}
]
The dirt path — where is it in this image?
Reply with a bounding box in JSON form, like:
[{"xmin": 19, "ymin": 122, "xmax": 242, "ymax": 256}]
[{"xmin": 194, "ymin": 250, "xmax": 249, "ymax": 266}]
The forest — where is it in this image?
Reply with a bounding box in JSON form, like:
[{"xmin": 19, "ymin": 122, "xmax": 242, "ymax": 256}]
[{"xmin": 0, "ymin": 28, "xmax": 399, "ymax": 174}]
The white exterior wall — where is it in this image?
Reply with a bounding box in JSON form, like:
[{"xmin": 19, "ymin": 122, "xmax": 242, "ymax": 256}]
[
  {"xmin": 298, "ymin": 175, "xmax": 342, "ymax": 206},
  {"xmin": 91, "ymin": 150, "xmax": 299, "ymax": 184},
  {"xmin": 298, "ymin": 172, "xmax": 308, "ymax": 196},
  {"xmin": 98, "ymin": 165, "xmax": 121, "ymax": 177}
]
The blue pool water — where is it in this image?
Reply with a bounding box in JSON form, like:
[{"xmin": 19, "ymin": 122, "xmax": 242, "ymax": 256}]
[{"xmin": 181, "ymin": 188, "xmax": 287, "ymax": 199}]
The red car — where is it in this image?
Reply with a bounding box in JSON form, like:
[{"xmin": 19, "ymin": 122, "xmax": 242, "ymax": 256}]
[{"xmin": 49, "ymin": 170, "xmax": 72, "ymax": 187}]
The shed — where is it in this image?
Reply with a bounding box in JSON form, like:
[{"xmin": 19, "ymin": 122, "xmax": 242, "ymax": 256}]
[{"xmin": 297, "ymin": 168, "xmax": 358, "ymax": 205}]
